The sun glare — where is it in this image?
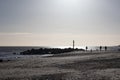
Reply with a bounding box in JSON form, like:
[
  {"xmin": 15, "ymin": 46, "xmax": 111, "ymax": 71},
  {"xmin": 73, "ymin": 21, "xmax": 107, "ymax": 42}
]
[
  {"xmin": 55, "ymin": 0, "xmax": 93, "ymax": 9},
  {"xmin": 56, "ymin": 0, "xmax": 78, "ymax": 6},
  {"xmin": 62, "ymin": 0, "xmax": 78, "ymax": 5}
]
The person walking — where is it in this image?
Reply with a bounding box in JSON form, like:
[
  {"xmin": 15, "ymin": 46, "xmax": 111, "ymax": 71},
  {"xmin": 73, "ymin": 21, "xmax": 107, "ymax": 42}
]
[
  {"xmin": 86, "ymin": 46, "xmax": 88, "ymax": 51},
  {"xmin": 105, "ymin": 46, "xmax": 107, "ymax": 51},
  {"xmin": 100, "ymin": 46, "xmax": 102, "ymax": 51}
]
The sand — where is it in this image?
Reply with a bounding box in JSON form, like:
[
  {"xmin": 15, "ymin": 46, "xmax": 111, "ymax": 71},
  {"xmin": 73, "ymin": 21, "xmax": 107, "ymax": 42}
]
[{"xmin": 0, "ymin": 51, "xmax": 120, "ymax": 80}]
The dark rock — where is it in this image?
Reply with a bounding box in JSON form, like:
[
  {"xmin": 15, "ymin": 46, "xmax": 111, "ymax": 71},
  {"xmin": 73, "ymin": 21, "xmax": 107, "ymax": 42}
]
[{"xmin": 0, "ymin": 59, "xmax": 3, "ymax": 62}]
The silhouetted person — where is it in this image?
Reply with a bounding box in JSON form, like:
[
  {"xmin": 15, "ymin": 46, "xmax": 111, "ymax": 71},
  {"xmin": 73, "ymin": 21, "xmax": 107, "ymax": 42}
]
[
  {"xmin": 100, "ymin": 46, "xmax": 102, "ymax": 51},
  {"xmin": 86, "ymin": 46, "xmax": 88, "ymax": 51},
  {"xmin": 105, "ymin": 46, "xmax": 107, "ymax": 51}
]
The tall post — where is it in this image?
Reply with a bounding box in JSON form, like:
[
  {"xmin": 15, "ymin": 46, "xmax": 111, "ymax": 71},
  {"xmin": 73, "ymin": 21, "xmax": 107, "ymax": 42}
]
[{"xmin": 73, "ymin": 40, "xmax": 75, "ymax": 49}]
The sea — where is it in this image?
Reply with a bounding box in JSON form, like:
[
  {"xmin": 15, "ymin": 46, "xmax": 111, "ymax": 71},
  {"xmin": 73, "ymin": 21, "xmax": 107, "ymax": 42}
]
[
  {"xmin": 0, "ymin": 46, "xmax": 45, "ymax": 60},
  {"xmin": 0, "ymin": 46, "xmax": 120, "ymax": 60}
]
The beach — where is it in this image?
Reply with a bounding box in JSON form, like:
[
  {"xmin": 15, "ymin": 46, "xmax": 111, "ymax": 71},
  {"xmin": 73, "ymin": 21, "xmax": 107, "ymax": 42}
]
[
  {"xmin": 0, "ymin": 51, "xmax": 120, "ymax": 80},
  {"xmin": 0, "ymin": 0, "xmax": 120, "ymax": 80}
]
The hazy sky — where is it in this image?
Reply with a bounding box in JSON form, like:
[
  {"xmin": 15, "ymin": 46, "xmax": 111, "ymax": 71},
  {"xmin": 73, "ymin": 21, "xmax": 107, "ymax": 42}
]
[{"xmin": 0, "ymin": 0, "xmax": 120, "ymax": 46}]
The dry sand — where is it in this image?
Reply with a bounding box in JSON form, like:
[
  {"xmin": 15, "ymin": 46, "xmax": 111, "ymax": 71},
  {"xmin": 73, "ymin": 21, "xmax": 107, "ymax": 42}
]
[{"xmin": 0, "ymin": 51, "xmax": 120, "ymax": 80}]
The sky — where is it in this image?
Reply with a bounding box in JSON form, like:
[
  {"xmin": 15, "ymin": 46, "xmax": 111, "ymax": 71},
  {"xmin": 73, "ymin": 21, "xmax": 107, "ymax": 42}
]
[{"xmin": 0, "ymin": 0, "xmax": 120, "ymax": 46}]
